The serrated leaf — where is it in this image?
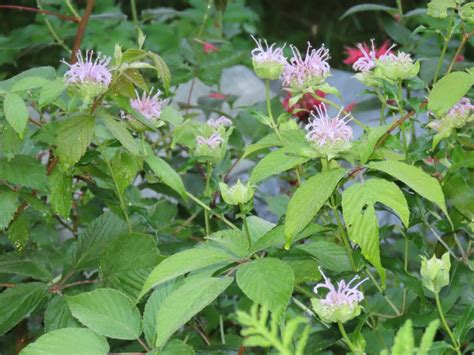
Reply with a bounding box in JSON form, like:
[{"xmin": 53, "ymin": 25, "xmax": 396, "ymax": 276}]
[
  {"xmin": 102, "ymin": 114, "xmax": 140, "ymax": 156},
  {"xmin": 284, "ymin": 168, "xmax": 346, "ymax": 246},
  {"xmin": 66, "ymin": 288, "xmax": 142, "ymax": 340},
  {"xmin": 391, "ymin": 319, "xmax": 414, "ymax": 355},
  {"xmin": 55, "ymin": 115, "xmax": 95, "ymax": 167},
  {"xmin": 0, "ymin": 190, "xmax": 19, "ymax": 230},
  {"xmin": 154, "ymin": 276, "xmax": 232, "ymax": 347},
  {"xmin": 249, "ymin": 149, "xmax": 309, "ymax": 185},
  {"xmin": 44, "ymin": 296, "xmax": 80, "ymax": 332},
  {"xmin": 160, "ymin": 106, "xmax": 184, "ymax": 126},
  {"xmin": 100, "ymin": 233, "xmax": 160, "ymax": 299},
  {"xmin": 368, "ymin": 160, "xmax": 449, "ymax": 219},
  {"xmin": 149, "ymin": 52, "xmax": 171, "ymax": 92},
  {"xmin": 145, "ymin": 154, "xmax": 187, "ymax": 199},
  {"xmin": 20, "ymin": 328, "xmax": 109, "ymax": 355},
  {"xmin": 236, "ymin": 258, "xmax": 294, "ymax": 312},
  {"xmin": 138, "ymin": 247, "xmax": 234, "ymax": 300},
  {"xmin": 418, "ymin": 319, "xmax": 439, "ymax": 355},
  {"xmin": 162, "ymin": 339, "xmax": 195, "ymax": 355},
  {"xmin": 8, "ymin": 213, "xmax": 29, "ymax": 251},
  {"xmin": 427, "ymin": 0, "xmax": 456, "ymax": 18},
  {"xmin": 39, "ymin": 78, "xmax": 67, "ymax": 107},
  {"xmin": 297, "ymin": 240, "xmax": 353, "ymax": 272},
  {"xmin": 428, "ymin": 71, "xmax": 474, "ymax": 116},
  {"xmin": 0, "ymin": 155, "xmax": 48, "ymax": 191},
  {"xmin": 110, "ymin": 150, "xmax": 142, "ymax": 195},
  {"xmin": 0, "ymin": 253, "xmax": 52, "ymax": 281},
  {"xmin": 342, "ymin": 179, "xmax": 410, "ymax": 284},
  {"xmin": 48, "ymin": 167, "xmax": 72, "ymax": 218},
  {"xmin": 0, "ymin": 283, "xmax": 48, "ymax": 335},
  {"xmin": 3, "ymin": 92, "xmax": 29, "ymax": 137}
]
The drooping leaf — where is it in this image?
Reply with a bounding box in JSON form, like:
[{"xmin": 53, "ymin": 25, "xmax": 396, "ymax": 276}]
[
  {"xmin": 0, "ymin": 283, "xmax": 48, "ymax": 335},
  {"xmin": 20, "ymin": 328, "xmax": 109, "ymax": 355},
  {"xmin": 284, "ymin": 168, "xmax": 346, "ymax": 247},
  {"xmin": 236, "ymin": 258, "xmax": 294, "ymax": 312},
  {"xmin": 145, "ymin": 154, "xmax": 187, "ymax": 199},
  {"xmin": 110, "ymin": 150, "xmax": 142, "ymax": 195},
  {"xmin": 102, "ymin": 114, "xmax": 141, "ymax": 156},
  {"xmin": 66, "ymin": 288, "xmax": 142, "ymax": 340},
  {"xmin": 8, "ymin": 213, "xmax": 30, "ymax": 251},
  {"xmin": 154, "ymin": 276, "xmax": 233, "ymax": 347},
  {"xmin": 3, "ymin": 92, "xmax": 29, "ymax": 137}
]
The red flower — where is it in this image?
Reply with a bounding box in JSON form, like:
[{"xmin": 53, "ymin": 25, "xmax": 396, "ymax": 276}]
[
  {"xmin": 343, "ymin": 40, "xmax": 392, "ymax": 65},
  {"xmin": 282, "ymin": 91, "xmax": 326, "ymax": 122},
  {"xmin": 202, "ymin": 41, "xmax": 219, "ymax": 54},
  {"xmin": 455, "ymin": 54, "xmax": 465, "ymax": 63},
  {"xmin": 208, "ymin": 92, "xmax": 226, "ymax": 100}
]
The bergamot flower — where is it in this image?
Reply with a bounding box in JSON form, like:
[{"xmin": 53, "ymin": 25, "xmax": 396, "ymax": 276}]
[
  {"xmin": 219, "ymin": 180, "xmax": 254, "ymax": 205},
  {"xmin": 375, "ymin": 51, "xmax": 420, "ymax": 81},
  {"xmin": 311, "ymin": 267, "xmax": 368, "ymax": 324},
  {"xmin": 207, "ymin": 116, "xmax": 233, "ymax": 129},
  {"xmin": 251, "ymin": 35, "xmax": 287, "ymax": 80},
  {"xmin": 130, "ymin": 88, "xmax": 164, "ymax": 121},
  {"xmin": 352, "ymin": 39, "xmax": 394, "ymax": 73},
  {"xmin": 282, "ymin": 43, "xmax": 330, "ymax": 91}
]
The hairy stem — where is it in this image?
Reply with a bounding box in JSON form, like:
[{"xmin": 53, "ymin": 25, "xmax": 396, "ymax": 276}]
[{"xmin": 186, "ymin": 192, "xmax": 238, "ymax": 230}]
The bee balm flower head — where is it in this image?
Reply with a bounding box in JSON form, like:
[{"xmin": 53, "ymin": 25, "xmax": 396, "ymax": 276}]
[
  {"xmin": 207, "ymin": 116, "xmax": 233, "ymax": 129},
  {"xmin": 195, "ymin": 132, "xmax": 226, "ymax": 163},
  {"xmin": 251, "ymin": 36, "xmax": 287, "ymax": 80},
  {"xmin": 305, "ymin": 104, "xmax": 353, "ymax": 156},
  {"xmin": 62, "ymin": 50, "xmax": 112, "ymax": 103},
  {"xmin": 311, "ymin": 267, "xmax": 368, "ymax": 324},
  {"xmin": 352, "ymin": 39, "xmax": 394, "ymax": 73},
  {"xmin": 130, "ymin": 88, "xmax": 164, "ymax": 121},
  {"xmin": 420, "ymin": 252, "xmax": 451, "ymax": 294},
  {"xmin": 219, "ymin": 179, "xmax": 254, "ymax": 206},
  {"xmin": 375, "ymin": 51, "xmax": 420, "ymax": 81},
  {"xmin": 282, "ymin": 43, "xmax": 330, "ymax": 91}
]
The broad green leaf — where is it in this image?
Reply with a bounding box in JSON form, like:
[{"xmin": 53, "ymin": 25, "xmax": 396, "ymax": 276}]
[
  {"xmin": 55, "ymin": 115, "xmax": 95, "ymax": 167},
  {"xmin": 427, "ymin": 0, "xmax": 456, "ymax": 18},
  {"xmin": 242, "ymin": 133, "xmax": 280, "ymax": 158},
  {"xmin": 249, "ymin": 149, "xmax": 309, "ymax": 185},
  {"xmin": 44, "ymin": 296, "xmax": 80, "ymax": 332},
  {"xmin": 102, "ymin": 115, "xmax": 140, "ymax": 156},
  {"xmin": 48, "ymin": 167, "xmax": 72, "ymax": 218},
  {"xmin": 143, "ymin": 280, "xmax": 182, "ymax": 347},
  {"xmin": 154, "ymin": 276, "xmax": 233, "ymax": 347},
  {"xmin": 391, "ymin": 319, "xmax": 414, "ymax": 355},
  {"xmin": 0, "ymin": 67, "xmax": 55, "ymax": 92},
  {"xmin": 0, "ymin": 253, "xmax": 52, "ymax": 281},
  {"xmin": 100, "ymin": 233, "xmax": 160, "ymax": 299},
  {"xmin": 10, "ymin": 77, "xmax": 49, "ymax": 92},
  {"xmin": 340, "ymin": 4, "xmax": 398, "ymax": 19},
  {"xmin": 39, "ymin": 78, "xmax": 67, "ymax": 107},
  {"xmin": 246, "ymin": 215, "xmax": 275, "ymax": 244},
  {"xmin": 3, "ymin": 92, "xmax": 29, "ymax": 137},
  {"xmin": 342, "ymin": 179, "xmax": 410, "ymax": 284},
  {"xmin": 428, "ymin": 71, "xmax": 474, "ymax": 116},
  {"xmin": 297, "ymin": 240, "xmax": 353, "ymax": 272},
  {"xmin": 162, "ymin": 339, "xmax": 195, "ymax": 355},
  {"xmin": 67, "ymin": 212, "xmax": 129, "ymax": 271},
  {"xmin": 236, "ymin": 258, "xmax": 294, "ymax": 312},
  {"xmin": 138, "ymin": 247, "xmax": 234, "ymax": 300},
  {"xmin": 368, "ymin": 160, "xmax": 449, "ymax": 218},
  {"xmin": 0, "ymin": 190, "xmax": 19, "ymax": 230},
  {"xmin": 0, "ymin": 155, "xmax": 48, "ymax": 191},
  {"xmin": 149, "ymin": 52, "xmax": 171, "ymax": 92},
  {"xmin": 206, "ymin": 229, "xmax": 250, "ymax": 259},
  {"xmin": 160, "ymin": 106, "xmax": 184, "ymax": 126},
  {"xmin": 355, "ymin": 124, "xmax": 391, "ymax": 164},
  {"xmin": 1, "ymin": 124, "xmax": 23, "ymax": 159},
  {"xmin": 284, "ymin": 168, "xmax": 346, "ymax": 247},
  {"xmin": 66, "ymin": 288, "xmax": 142, "ymax": 340},
  {"xmin": 0, "ymin": 283, "xmax": 48, "ymax": 335},
  {"xmin": 418, "ymin": 319, "xmax": 439, "ymax": 355},
  {"xmin": 110, "ymin": 150, "xmax": 142, "ymax": 195},
  {"xmin": 20, "ymin": 328, "xmax": 109, "ymax": 355},
  {"xmin": 145, "ymin": 154, "xmax": 187, "ymax": 199},
  {"xmin": 8, "ymin": 213, "xmax": 29, "ymax": 251}
]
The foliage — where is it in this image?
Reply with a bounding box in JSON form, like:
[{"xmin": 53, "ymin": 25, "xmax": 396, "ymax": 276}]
[{"xmin": 0, "ymin": 0, "xmax": 473, "ymax": 354}]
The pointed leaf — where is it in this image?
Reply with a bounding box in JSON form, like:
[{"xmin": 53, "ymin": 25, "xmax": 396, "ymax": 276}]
[
  {"xmin": 145, "ymin": 155, "xmax": 187, "ymax": 199},
  {"xmin": 3, "ymin": 92, "xmax": 29, "ymax": 137}
]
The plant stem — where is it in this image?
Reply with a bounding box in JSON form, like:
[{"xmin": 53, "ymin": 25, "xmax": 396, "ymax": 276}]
[
  {"xmin": 447, "ymin": 30, "xmax": 473, "ymax": 74},
  {"xmin": 265, "ymin": 79, "xmax": 283, "ymax": 141},
  {"xmin": 240, "ymin": 204, "xmax": 251, "ymax": 245},
  {"xmin": 435, "ymin": 293, "xmax": 461, "ymax": 354},
  {"xmin": 312, "ymin": 94, "xmax": 368, "ymax": 130},
  {"xmin": 130, "ymin": 0, "xmax": 138, "ymax": 24},
  {"xmin": 65, "ymin": 0, "xmax": 80, "ymax": 19},
  {"xmin": 365, "ymin": 269, "xmax": 401, "ymax": 316},
  {"xmin": 337, "ymin": 321, "xmax": 358, "ymax": 353},
  {"xmin": 380, "ymin": 100, "xmax": 386, "ymax": 125},
  {"xmin": 433, "ymin": 16, "xmax": 454, "ymax": 84},
  {"xmin": 204, "ymin": 163, "xmax": 212, "ymax": 236},
  {"xmin": 186, "ymin": 192, "xmax": 239, "ymax": 230},
  {"xmin": 332, "ymin": 204, "xmax": 357, "ymax": 271},
  {"xmin": 37, "ymin": 0, "xmax": 71, "ymax": 53},
  {"xmin": 396, "ymin": 0, "xmax": 404, "ymax": 23}
]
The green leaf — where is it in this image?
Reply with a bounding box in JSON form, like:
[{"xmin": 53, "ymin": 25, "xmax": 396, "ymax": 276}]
[
  {"xmin": 236, "ymin": 258, "xmax": 294, "ymax": 312},
  {"xmin": 242, "ymin": 133, "xmax": 280, "ymax": 158},
  {"xmin": 110, "ymin": 150, "xmax": 142, "ymax": 195},
  {"xmin": 8, "ymin": 213, "xmax": 29, "ymax": 251},
  {"xmin": 428, "ymin": 71, "xmax": 474, "ymax": 116},
  {"xmin": 145, "ymin": 154, "xmax": 187, "ymax": 199},
  {"xmin": 100, "ymin": 233, "xmax": 160, "ymax": 299},
  {"xmin": 0, "ymin": 190, "xmax": 19, "ymax": 230},
  {"xmin": 143, "ymin": 280, "xmax": 182, "ymax": 347},
  {"xmin": 3, "ymin": 92, "xmax": 29, "ymax": 137},
  {"xmin": 55, "ymin": 115, "xmax": 95, "ymax": 167},
  {"xmin": 0, "ymin": 253, "xmax": 52, "ymax": 281},
  {"xmin": 66, "ymin": 288, "xmax": 142, "ymax": 340},
  {"xmin": 102, "ymin": 115, "xmax": 140, "ymax": 156},
  {"xmin": 207, "ymin": 229, "xmax": 250, "ymax": 259},
  {"xmin": 20, "ymin": 328, "xmax": 109, "ymax": 355},
  {"xmin": 340, "ymin": 4, "xmax": 398, "ymax": 19},
  {"xmin": 297, "ymin": 240, "xmax": 353, "ymax": 272},
  {"xmin": 368, "ymin": 160, "xmax": 449, "ymax": 218},
  {"xmin": 0, "ymin": 283, "xmax": 48, "ymax": 335},
  {"xmin": 342, "ymin": 179, "xmax": 410, "ymax": 284},
  {"xmin": 284, "ymin": 168, "xmax": 346, "ymax": 247},
  {"xmin": 162, "ymin": 339, "xmax": 195, "ymax": 355},
  {"xmin": 418, "ymin": 319, "xmax": 439, "ymax": 355},
  {"xmin": 391, "ymin": 319, "xmax": 414, "ymax": 355},
  {"xmin": 154, "ymin": 276, "xmax": 233, "ymax": 347},
  {"xmin": 44, "ymin": 296, "xmax": 80, "ymax": 332},
  {"xmin": 427, "ymin": 0, "xmax": 456, "ymax": 18},
  {"xmin": 10, "ymin": 77, "xmax": 49, "ymax": 92},
  {"xmin": 138, "ymin": 247, "xmax": 234, "ymax": 300},
  {"xmin": 0, "ymin": 155, "xmax": 48, "ymax": 191},
  {"xmin": 67, "ymin": 212, "xmax": 129, "ymax": 271},
  {"xmin": 48, "ymin": 167, "xmax": 72, "ymax": 218},
  {"xmin": 160, "ymin": 106, "xmax": 184, "ymax": 126},
  {"xmin": 149, "ymin": 52, "xmax": 172, "ymax": 93},
  {"xmin": 39, "ymin": 78, "xmax": 67, "ymax": 107},
  {"xmin": 249, "ymin": 149, "xmax": 309, "ymax": 185}
]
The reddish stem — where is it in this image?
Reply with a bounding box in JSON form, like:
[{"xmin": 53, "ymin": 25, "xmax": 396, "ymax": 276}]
[
  {"xmin": 0, "ymin": 5, "xmax": 79, "ymax": 23},
  {"xmin": 70, "ymin": 0, "xmax": 95, "ymax": 64}
]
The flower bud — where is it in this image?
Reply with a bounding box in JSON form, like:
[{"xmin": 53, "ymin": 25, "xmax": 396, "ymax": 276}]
[
  {"xmin": 251, "ymin": 36, "xmax": 286, "ymax": 80},
  {"xmin": 219, "ymin": 180, "xmax": 254, "ymax": 206},
  {"xmin": 375, "ymin": 52, "xmax": 420, "ymax": 81},
  {"xmin": 195, "ymin": 132, "xmax": 226, "ymax": 164},
  {"xmin": 420, "ymin": 252, "xmax": 450, "ymax": 293}
]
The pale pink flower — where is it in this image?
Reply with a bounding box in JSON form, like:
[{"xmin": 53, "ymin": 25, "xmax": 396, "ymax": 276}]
[
  {"xmin": 282, "ymin": 43, "xmax": 330, "ymax": 90},
  {"xmin": 314, "ymin": 267, "xmax": 368, "ymax": 307},
  {"xmin": 251, "ymin": 35, "xmax": 286, "ymax": 66},
  {"xmin": 62, "ymin": 50, "xmax": 112, "ymax": 86},
  {"xmin": 207, "ymin": 116, "xmax": 232, "ymax": 129},
  {"xmin": 446, "ymin": 97, "xmax": 473, "ymax": 119},
  {"xmin": 196, "ymin": 132, "xmax": 224, "ymax": 149},
  {"xmin": 353, "ymin": 39, "xmax": 395, "ymax": 72},
  {"xmin": 305, "ymin": 104, "xmax": 353, "ymax": 147},
  {"xmin": 130, "ymin": 88, "xmax": 164, "ymax": 121}
]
